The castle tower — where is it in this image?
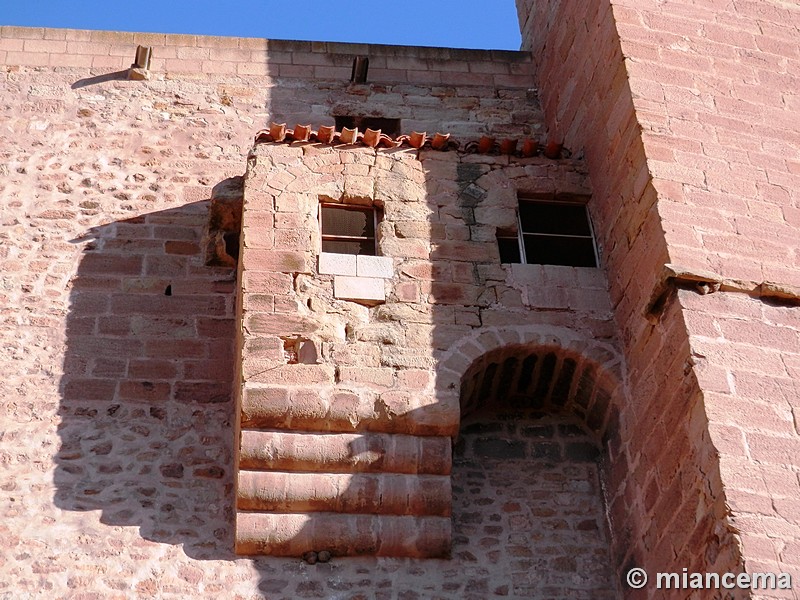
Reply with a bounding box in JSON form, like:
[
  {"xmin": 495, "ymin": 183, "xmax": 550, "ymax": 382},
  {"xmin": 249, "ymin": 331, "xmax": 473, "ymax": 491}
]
[
  {"xmin": 517, "ymin": 0, "xmax": 800, "ymax": 592},
  {"xmin": 2, "ymin": 1, "xmax": 798, "ymax": 597}
]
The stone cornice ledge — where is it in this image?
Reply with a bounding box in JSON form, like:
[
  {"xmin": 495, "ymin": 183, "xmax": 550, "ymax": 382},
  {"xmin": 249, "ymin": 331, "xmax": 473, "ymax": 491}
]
[{"xmin": 647, "ymin": 263, "xmax": 800, "ymax": 321}]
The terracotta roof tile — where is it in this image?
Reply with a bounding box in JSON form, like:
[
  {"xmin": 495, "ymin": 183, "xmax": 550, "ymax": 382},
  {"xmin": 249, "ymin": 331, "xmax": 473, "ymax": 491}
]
[{"xmin": 254, "ymin": 123, "xmax": 568, "ymax": 159}]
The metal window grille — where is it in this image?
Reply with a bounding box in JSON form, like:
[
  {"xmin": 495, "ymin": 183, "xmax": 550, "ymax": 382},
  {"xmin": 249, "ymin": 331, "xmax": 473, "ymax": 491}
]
[
  {"xmin": 498, "ymin": 198, "xmax": 598, "ymax": 267},
  {"xmin": 320, "ymin": 203, "xmax": 378, "ymax": 255}
]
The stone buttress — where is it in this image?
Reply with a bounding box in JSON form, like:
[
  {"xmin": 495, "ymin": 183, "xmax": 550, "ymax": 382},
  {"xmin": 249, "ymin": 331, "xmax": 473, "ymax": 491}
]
[{"xmin": 233, "ymin": 142, "xmax": 457, "ymax": 557}]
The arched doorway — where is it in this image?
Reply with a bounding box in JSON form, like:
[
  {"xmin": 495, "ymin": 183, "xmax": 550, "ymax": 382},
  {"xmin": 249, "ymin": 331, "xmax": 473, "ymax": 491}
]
[{"xmin": 451, "ymin": 343, "xmax": 621, "ymax": 598}]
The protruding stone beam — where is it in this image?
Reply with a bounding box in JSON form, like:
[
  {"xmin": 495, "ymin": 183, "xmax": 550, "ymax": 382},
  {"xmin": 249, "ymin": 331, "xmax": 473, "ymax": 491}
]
[
  {"xmin": 235, "ymin": 513, "xmax": 451, "ymax": 557},
  {"xmin": 239, "ymin": 431, "xmax": 451, "ymax": 475},
  {"xmin": 237, "ymin": 471, "xmax": 451, "ymax": 516},
  {"xmin": 647, "ymin": 263, "xmax": 800, "ymax": 321}
]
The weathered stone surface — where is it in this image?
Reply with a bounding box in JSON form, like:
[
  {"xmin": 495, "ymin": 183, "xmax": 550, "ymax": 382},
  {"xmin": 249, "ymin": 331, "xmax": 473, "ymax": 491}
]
[
  {"xmin": 356, "ymin": 255, "xmax": 394, "ymax": 279},
  {"xmin": 333, "ymin": 275, "xmax": 386, "ymax": 302},
  {"xmin": 237, "ymin": 471, "xmax": 451, "ymax": 516},
  {"xmin": 7, "ymin": 0, "xmax": 794, "ymax": 592},
  {"xmin": 235, "ymin": 513, "xmax": 452, "ymax": 558},
  {"xmin": 318, "ymin": 252, "xmax": 357, "ymax": 276},
  {"xmin": 239, "ymin": 431, "xmax": 452, "ymax": 474}
]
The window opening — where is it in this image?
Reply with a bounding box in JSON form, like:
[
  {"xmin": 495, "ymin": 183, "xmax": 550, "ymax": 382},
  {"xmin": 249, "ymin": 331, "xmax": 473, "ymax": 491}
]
[
  {"xmin": 320, "ymin": 203, "xmax": 378, "ymax": 255},
  {"xmin": 496, "ymin": 228, "xmax": 522, "ymax": 263},
  {"xmin": 350, "ymin": 57, "xmax": 369, "ymax": 83},
  {"xmin": 498, "ymin": 197, "xmax": 598, "ymax": 267},
  {"xmin": 334, "ymin": 116, "xmax": 401, "ymax": 137}
]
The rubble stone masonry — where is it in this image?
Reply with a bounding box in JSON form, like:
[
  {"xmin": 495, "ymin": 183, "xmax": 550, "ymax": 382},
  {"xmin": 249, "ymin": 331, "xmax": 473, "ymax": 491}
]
[
  {"xmin": 1, "ymin": 24, "xmax": 621, "ymax": 599},
  {"xmin": 2, "ymin": 0, "xmax": 798, "ymax": 594},
  {"xmin": 233, "ymin": 139, "xmax": 616, "ymax": 566}
]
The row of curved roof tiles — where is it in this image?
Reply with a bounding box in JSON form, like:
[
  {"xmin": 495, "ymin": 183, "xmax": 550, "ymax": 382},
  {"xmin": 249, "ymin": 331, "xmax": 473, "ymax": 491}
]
[{"xmin": 254, "ymin": 123, "xmax": 568, "ymax": 159}]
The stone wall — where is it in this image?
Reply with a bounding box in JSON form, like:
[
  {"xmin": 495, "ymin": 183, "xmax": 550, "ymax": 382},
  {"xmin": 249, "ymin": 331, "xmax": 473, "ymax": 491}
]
[
  {"xmin": 454, "ymin": 410, "xmax": 619, "ymax": 598},
  {"xmin": 0, "ymin": 26, "xmax": 539, "ymax": 141},
  {"xmin": 517, "ymin": 0, "xmax": 800, "ymax": 596},
  {"xmin": 1, "ymin": 25, "xmax": 625, "ymax": 598},
  {"xmin": 234, "ymin": 137, "xmax": 618, "ymax": 567},
  {"xmin": 606, "ymin": 6, "xmax": 800, "ymax": 588}
]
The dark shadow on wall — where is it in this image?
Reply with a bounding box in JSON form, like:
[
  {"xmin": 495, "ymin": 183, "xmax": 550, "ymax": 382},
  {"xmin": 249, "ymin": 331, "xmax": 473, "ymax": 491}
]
[
  {"xmin": 54, "ymin": 199, "xmax": 239, "ymax": 562},
  {"xmin": 50, "ymin": 161, "xmax": 622, "ymax": 598}
]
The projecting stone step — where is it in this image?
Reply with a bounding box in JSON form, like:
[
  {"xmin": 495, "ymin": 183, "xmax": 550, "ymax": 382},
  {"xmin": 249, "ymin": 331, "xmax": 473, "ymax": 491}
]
[
  {"xmin": 239, "ymin": 430, "xmax": 451, "ymax": 475},
  {"xmin": 237, "ymin": 471, "xmax": 451, "ymax": 516},
  {"xmin": 235, "ymin": 512, "xmax": 451, "ymax": 557},
  {"xmin": 240, "ymin": 385, "xmax": 459, "ymax": 436}
]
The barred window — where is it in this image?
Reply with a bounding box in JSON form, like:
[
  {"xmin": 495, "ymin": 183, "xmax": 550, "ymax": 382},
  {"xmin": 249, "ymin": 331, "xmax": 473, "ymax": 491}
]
[
  {"xmin": 498, "ymin": 197, "xmax": 598, "ymax": 267},
  {"xmin": 320, "ymin": 204, "xmax": 378, "ymax": 255}
]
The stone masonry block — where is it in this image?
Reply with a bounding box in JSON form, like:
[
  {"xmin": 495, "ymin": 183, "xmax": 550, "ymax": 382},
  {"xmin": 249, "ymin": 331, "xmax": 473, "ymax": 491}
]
[
  {"xmin": 237, "ymin": 471, "xmax": 451, "ymax": 516},
  {"xmin": 356, "ymin": 255, "xmax": 394, "ymax": 279},
  {"xmin": 334, "ymin": 275, "xmax": 385, "ymax": 302},
  {"xmin": 238, "ymin": 431, "xmax": 451, "ymax": 474},
  {"xmin": 338, "ymin": 366, "xmax": 395, "ymax": 388},
  {"xmin": 318, "ymin": 252, "xmax": 357, "ymax": 276},
  {"xmin": 235, "ymin": 513, "xmax": 451, "ymax": 557},
  {"xmin": 509, "ymin": 263, "xmax": 546, "ymax": 284}
]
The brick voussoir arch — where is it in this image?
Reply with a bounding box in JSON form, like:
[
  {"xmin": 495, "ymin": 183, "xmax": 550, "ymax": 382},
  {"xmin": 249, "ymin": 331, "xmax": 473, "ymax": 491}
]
[{"xmin": 437, "ymin": 325, "xmax": 628, "ymax": 439}]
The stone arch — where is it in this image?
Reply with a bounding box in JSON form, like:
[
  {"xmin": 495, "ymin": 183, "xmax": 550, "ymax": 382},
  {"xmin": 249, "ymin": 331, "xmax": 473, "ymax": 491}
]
[
  {"xmin": 438, "ymin": 325, "xmax": 625, "ymax": 439},
  {"xmin": 443, "ymin": 325, "xmax": 627, "ymax": 597}
]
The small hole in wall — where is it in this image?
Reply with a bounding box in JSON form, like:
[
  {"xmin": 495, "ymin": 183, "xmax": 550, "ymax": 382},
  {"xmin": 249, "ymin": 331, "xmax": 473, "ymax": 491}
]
[
  {"xmin": 645, "ymin": 286, "xmax": 675, "ymax": 324},
  {"xmin": 281, "ymin": 337, "xmax": 320, "ymax": 365},
  {"xmin": 282, "ymin": 338, "xmax": 299, "ymax": 364},
  {"xmin": 223, "ymin": 232, "xmax": 240, "ymax": 261},
  {"xmin": 350, "ymin": 56, "xmax": 369, "ymax": 83},
  {"xmin": 164, "ymin": 284, "xmax": 172, "ymax": 296}
]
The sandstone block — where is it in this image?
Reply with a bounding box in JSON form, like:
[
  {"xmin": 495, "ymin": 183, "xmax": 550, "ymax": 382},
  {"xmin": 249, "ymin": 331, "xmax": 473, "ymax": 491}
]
[
  {"xmin": 356, "ymin": 255, "xmax": 394, "ymax": 279},
  {"xmin": 395, "ymin": 281, "xmax": 420, "ymax": 303},
  {"xmin": 240, "ymin": 386, "xmax": 292, "ymax": 428},
  {"xmin": 243, "ymin": 313, "xmax": 319, "ymax": 336},
  {"xmin": 118, "ymin": 380, "xmax": 171, "ymax": 402},
  {"xmin": 173, "ymin": 381, "xmax": 231, "ymax": 404},
  {"xmin": 334, "ymin": 275, "xmax": 385, "ymax": 302},
  {"xmin": 318, "ymin": 252, "xmax": 357, "ymax": 276},
  {"xmin": 246, "ymin": 364, "xmax": 335, "ymax": 386},
  {"xmin": 338, "ymin": 366, "xmax": 395, "ymax": 388},
  {"xmin": 238, "ymin": 430, "xmax": 451, "ymax": 474},
  {"xmin": 242, "ymin": 249, "xmax": 312, "ymax": 273},
  {"xmin": 235, "ymin": 513, "xmax": 451, "ymax": 557},
  {"xmin": 237, "ymin": 471, "xmax": 451, "ymax": 516}
]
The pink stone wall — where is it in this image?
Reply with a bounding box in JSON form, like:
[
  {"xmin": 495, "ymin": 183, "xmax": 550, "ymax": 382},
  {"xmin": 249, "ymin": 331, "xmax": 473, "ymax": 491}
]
[
  {"xmin": 1, "ymin": 26, "xmax": 624, "ymax": 597},
  {"xmin": 516, "ymin": 0, "xmax": 745, "ymax": 594},
  {"xmin": 518, "ymin": 0, "xmax": 800, "ymax": 595},
  {"xmin": 609, "ymin": 0, "xmax": 800, "ymax": 591},
  {"xmin": 454, "ymin": 410, "xmax": 619, "ymax": 598},
  {"xmin": 610, "ymin": 1, "xmax": 800, "ymax": 287},
  {"xmin": 9, "ymin": 8, "xmax": 797, "ymax": 596},
  {"xmin": 0, "ymin": 26, "xmax": 539, "ymax": 141},
  {"xmin": 0, "ymin": 26, "xmax": 533, "ymax": 88},
  {"xmin": 235, "ymin": 139, "xmax": 618, "ymax": 569}
]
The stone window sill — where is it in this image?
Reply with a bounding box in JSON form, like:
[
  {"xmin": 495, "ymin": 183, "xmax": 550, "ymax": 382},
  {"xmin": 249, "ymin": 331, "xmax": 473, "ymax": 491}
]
[{"xmin": 318, "ymin": 252, "xmax": 394, "ymax": 303}]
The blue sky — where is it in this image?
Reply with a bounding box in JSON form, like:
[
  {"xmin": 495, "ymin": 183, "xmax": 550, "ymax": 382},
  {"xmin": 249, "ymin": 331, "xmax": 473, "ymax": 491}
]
[{"xmin": 1, "ymin": 0, "xmax": 522, "ymax": 50}]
